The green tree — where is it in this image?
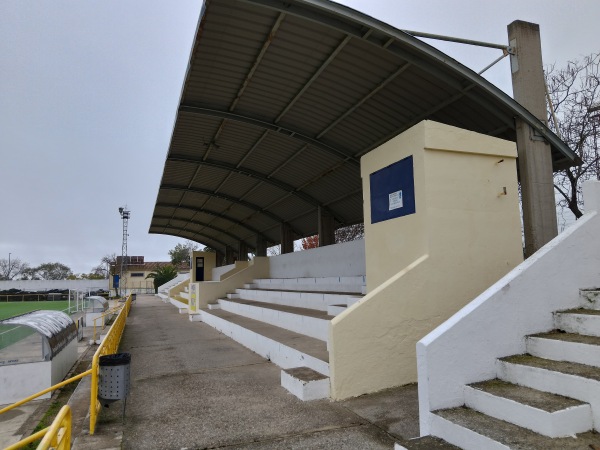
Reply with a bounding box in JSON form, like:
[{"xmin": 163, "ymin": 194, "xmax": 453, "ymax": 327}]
[
  {"xmin": 168, "ymin": 241, "xmax": 199, "ymax": 265},
  {"xmin": 31, "ymin": 262, "xmax": 73, "ymax": 280},
  {"xmin": 146, "ymin": 265, "xmax": 178, "ymax": 293}
]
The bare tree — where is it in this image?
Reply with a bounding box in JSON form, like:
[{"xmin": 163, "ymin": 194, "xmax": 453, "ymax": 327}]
[
  {"xmin": 0, "ymin": 257, "xmax": 29, "ymax": 280},
  {"xmin": 547, "ymin": 53, "xmax": 600, "ymax": 219},
  {"xmin": 335, "ymin": 223, "xmax": 365, "ymax": 243}
]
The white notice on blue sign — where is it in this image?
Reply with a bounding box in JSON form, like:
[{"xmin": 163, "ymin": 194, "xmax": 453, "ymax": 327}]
[{"xmin": 389, "ymin": 190, "xmax": 403, "ymax": 210}]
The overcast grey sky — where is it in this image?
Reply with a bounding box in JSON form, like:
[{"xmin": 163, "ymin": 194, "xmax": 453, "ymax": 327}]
[{"xmin": 1, "ymin": 0, "xmax": 598, "ymax": 274}]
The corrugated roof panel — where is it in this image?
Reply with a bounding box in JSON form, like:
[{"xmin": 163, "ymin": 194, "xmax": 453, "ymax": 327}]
[
  {"xmin": 329, "ymin": 193, "xmax": 364, "ymax": 221},
  {"xmin": 215, "ymin": 172, "xmax": 264, "ymax": 199},
  {"xmin": 189, "ymin": 167, "xmax": 230, "ymax": 192},
  {"xmin": 239, "ymin": 133, "xmax": 305, "ymax": 175},
  {"xmin": 156, "ymin": 189, "xmax": 184, "ymax": 206}
]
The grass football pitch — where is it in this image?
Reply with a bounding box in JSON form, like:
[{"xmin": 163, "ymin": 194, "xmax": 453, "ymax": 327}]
[{"xmin": 0, "ymin": 301, "xmax": 72, "ymax": 320}]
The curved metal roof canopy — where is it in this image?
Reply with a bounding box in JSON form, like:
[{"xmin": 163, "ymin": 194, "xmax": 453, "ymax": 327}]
[{"xmin": 150, "ymin": 0, "xmax": 577, "ymax": 253}]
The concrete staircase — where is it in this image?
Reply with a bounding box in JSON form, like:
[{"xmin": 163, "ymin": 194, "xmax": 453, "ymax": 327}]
[
  {"xmin": 428, "ymin": 290, "xmax": 600, "ymax": 449},
  {"xmin": 156, "ymin": 273, "xmax": 189, "ymax": 301},
  {"xmin": 198, "ymin": 276, "xmax": 365, "ymax": 400}
]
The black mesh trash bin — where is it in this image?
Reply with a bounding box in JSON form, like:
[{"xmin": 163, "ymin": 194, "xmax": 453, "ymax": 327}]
[
  {"xmin": 132, "ymin": 293, "xmax": 137, "ymax": 301},
  {"xmin": 98, "ymin": 353, "xmax": 131, "ymax": 408}
]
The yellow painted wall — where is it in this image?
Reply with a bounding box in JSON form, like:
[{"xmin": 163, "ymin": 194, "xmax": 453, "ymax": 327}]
[
  {"xmin": 196, "ymin": 257, "xmax": 270, "ymax": 309},
  {"xmin": 191, "ymin": 251, "xmax": 217, "ymax": 282},
  {"xmin": 329, "ymin": 121, "xmax": 523, "ymax": 399}
]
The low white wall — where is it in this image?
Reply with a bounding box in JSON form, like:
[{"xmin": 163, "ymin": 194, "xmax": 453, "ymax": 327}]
[
  {"xmin": 0, "ymin": 279, "xmax": 108, "ymax": 292},
  {"xmin": 269, "ymin": 239, "xmax": 365, "ymax": 279},
  {"xmin": 212, "ymin": 264, "xmax": 236, "ymax": 281},
  {"xmin": 51, "ymin": 339, "xmax": 78, "ymax": 385},
  {"xmin": 0, "ymin": 360, "xmax": 50, "ymax": 404},
  {"xmin": 157, "ymin": 273, "xmax": 189, "ymax": 293},
  {"xmin": 417, "ymin": 180, "xmax": 600, "ymax": 436}
]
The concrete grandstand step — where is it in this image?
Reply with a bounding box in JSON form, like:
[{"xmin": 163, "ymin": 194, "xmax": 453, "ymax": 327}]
[
  {"xmin": 207, "ymin": 303, "xmax": 221, "ymax": 310},
  {"xmin": 252, "ymin": 276, "xmax": 365, "ymax": 294},
  {"xmin": 580, "ymin": 288, "xmax": 600, "ymax": 309},
  {"xmin": 527, "ymin": 331, "xmax": 600, "ymax": 367},
  {"xmin": 234, "ymin": 288, "xmax": 362, "ymax": 312},
  {"xmin": 554, "ymin": 308, "xmax": 600, "ymax": 336},
  {"xmin": 497, "ymin": 354, "xmax": 600, "ymax": 427},
  {"xmin": 280, "ymin": 366, "xmax": 330, "ymax": 401},
  {"xmin": 217, "ymin": 298, "xmax": 332, "ymax": 342},
  {"xmin": 327, "ymin": 304, "xmax": 347, "ymax": 316},
  {"xmin": 394, "ymin": 436, "xmax": 459, "ymax": 450},
  {"xmin": 464, "ymin": 379, "xmax": 591, "ymax": 437},
  {"xmin": 431, "ymin": 406, "xmax": 600, "ymax": 450},
  {"xmin": 180, "ymin": 291, "xmax": 189, "ymax": 300},
  {"xmin": 226, "ymin": 292, "xmax": 241, "ymax": 299},
  {"xmin": 199, "ymin": 308, "xmax": 329, "ymax": 376}
]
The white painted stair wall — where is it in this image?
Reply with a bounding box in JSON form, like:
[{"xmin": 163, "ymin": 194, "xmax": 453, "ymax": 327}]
[{"xmin": 416, "ymin": 180, "xmax": 600, "ymax": 448}]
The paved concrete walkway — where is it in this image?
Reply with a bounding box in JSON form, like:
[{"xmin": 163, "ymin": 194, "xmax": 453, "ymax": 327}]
[{"xmin": 86, "ymin": 295, "xmax": 424, "ymax": 449}]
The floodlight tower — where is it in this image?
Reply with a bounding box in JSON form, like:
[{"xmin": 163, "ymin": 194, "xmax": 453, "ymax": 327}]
[{"xmin": 118, "ymin": 206, "xmax": 131, "ymax": 297}]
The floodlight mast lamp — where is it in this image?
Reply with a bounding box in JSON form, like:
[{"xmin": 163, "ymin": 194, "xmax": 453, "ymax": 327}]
[{"xmin": 118, "ymin": 207, "xmax": 130, "ymax": 297}]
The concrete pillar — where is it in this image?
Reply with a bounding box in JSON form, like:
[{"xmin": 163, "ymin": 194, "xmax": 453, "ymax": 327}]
[
  {"xmin": 318, "ymin": 206, "xmax": 335, "ymax": 247},
  {"xmin": 280, "ymin": 222, "xmax": 294, "ymax": 254},
  {"xmin": 255, "ymin": 235, "xmax": 267, "ymax": 257},
  {"xmin": 238, "ymin": 241, "xmax": 248, "ymax": 261},
  {"xmin": 225, "ymin": 246, "xmax": 234, "ymax": 265},
  {"xmin": 508, "ymin": 20, "xmax": 558, "ymax": 257},
  {"xmin": 215, "ymin": 250, "xmax": 224, "ymax": 267}
]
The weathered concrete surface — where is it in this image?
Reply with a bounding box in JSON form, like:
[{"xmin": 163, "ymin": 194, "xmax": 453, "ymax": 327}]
[{"xmin": 83, "ymin": 295, "xmax": 423, "ymax": 449}]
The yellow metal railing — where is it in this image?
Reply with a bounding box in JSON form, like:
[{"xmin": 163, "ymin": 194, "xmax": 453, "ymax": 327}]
[
  {"xmin": 0, "ymin": 370, "xmax": 91, "ymax": 415},
  {"xmin": 4, "ymin": 405, "xmax": 72, "ymax": 450},
  {"xmin": 89, "ymin": 293, "xmax": 131, "ymax": 435},
  {"xmin": 91, "ymin": 305, "xmax": 122, "ymax": 343},
  {"xmin": 1, "ymin": 293, "xmax": 133, "ymax": 447}
]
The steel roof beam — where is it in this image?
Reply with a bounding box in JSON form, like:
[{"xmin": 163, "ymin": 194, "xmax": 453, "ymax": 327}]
[
  {"xmin": 178, "ymin": 105, "xmax": 360, "ymax": 166},
  {"xmin": 166, "ymin": 155, "xmax": 345, "ymax": 223},
  {"xmin": 155, "ymin": 202, "xmax": 271, "ymax": 242},
  {"xmin": 149, "ymin": 227, "xmax": 227, "ymax": 251},
  {"xmin": 160, "ymin": 185, "xmax": 284, "ymax": 224},
  {"xmin": 153, "ymin": 214, "xmax": 253, "ymax": 245},
  {"xmin": 229, "ymin": 12, "xmax": 286, "ymax": 112}
]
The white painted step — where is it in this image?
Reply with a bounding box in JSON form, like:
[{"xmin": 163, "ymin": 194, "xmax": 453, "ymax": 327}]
[
  {"xmin": 327, "ymin": 304, "xmax": 346, "ymax": 316},
  {"xmin": 464, "ymin": 380, "xmax": 591, "ymax": 437},
  {"xmin": 430, "ymin": 410, "xmax": 508, "ymax": 450},
  {"xmin": 554, "ymin": 309, "xmax": 600, "ymax": 336},
  {"xmin": 527, "ymin": 332, "xmax": 600, "ymax": 367},
  {"xmin": 280, "ymin": 367, "xmax": 330, "ymax": 401},
  {"xmin": 579, "ymin": 288, "xmax": 600, "ymax": 310},
  {"xmin": 226, "ymin": 292, "xmax": 240, "ymax": 299},
  {"xmin": 218, "ymin": 298, "xmax": 331, "ymax": 341},
  {"xmin": 252, "ymin": 276, "xmax": 365, "ymax": 294},
  {"xmin": 180, "ymin": 291, "xmax": 190, "ymax": 300},
  {"xmin": 199, "ymin": 309, "xmax": 329, "ymax": 376},
  {"xmin": 497, "ymin": 355, "xmax": 600, "ymax": 430},
  {"xmin": 234, "ymin": 288, "xmax": 362, "ymax": 311},
  {"xmin": 431, "ymin": 406, "xmax": 600, "ymax": 450}
]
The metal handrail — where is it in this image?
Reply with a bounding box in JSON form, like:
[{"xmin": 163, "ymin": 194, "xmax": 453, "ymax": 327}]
[
  {"xmin": 1, "ymin": 292, "xmax": 133, "ymax": 447},
  {"xmin": 0, "ymin": 370, "xmax": 91, "ymax": 415},
  {"xmin": 89, "ymin": 294, "xmax": 132, "ymax": 435},
  {"xmin": 4, "ymin": 405, "xmax": 71, "ymax": 450},
  {"xmin": 91, "ymin": 305, "xmax": 123, "ymax": 342},
  {"xmin": 38, "ymin": 405, "xmax": 72, "ymax": 450}
]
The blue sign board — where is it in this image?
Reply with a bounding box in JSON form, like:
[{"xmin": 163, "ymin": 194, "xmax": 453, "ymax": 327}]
[
  {"xmin": 369, "ymin": 155, "xmax": 416, "ymax": 224},
  {"xmin": 113, "ymin": 274, "xmax": 120, "ymax": 288}
]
